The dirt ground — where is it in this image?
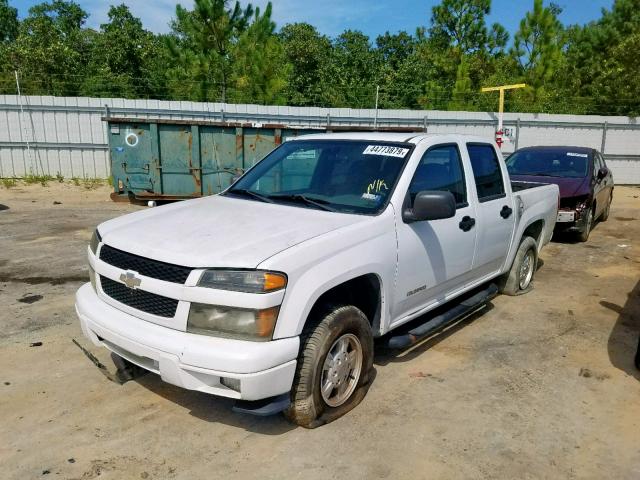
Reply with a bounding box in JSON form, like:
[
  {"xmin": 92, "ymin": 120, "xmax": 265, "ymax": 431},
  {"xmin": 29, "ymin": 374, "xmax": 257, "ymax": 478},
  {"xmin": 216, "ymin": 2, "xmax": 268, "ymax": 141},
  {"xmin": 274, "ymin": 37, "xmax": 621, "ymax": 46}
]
[{"xmin": 1, "ymin": 182, "xmax": 639, "ymax": 480}]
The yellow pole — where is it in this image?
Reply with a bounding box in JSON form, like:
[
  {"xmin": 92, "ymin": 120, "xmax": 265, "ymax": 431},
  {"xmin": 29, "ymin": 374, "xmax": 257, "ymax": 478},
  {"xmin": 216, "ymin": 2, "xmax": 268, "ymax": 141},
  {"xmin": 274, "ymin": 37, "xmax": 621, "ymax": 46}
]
[
  {"xmin": 481, "ymin": 83, "xmax": 526, "ymax": 147},
  {"xmin": 499, "ymin": 89, "xmax": 505, "ymax": 132}
]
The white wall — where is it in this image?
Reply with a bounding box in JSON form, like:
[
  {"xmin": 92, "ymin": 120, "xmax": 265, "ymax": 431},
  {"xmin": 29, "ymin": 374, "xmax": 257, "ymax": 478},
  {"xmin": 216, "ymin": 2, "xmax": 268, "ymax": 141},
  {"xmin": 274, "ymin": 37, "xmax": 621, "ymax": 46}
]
[{"xmin": 1, "ymin": 95, "xmax": 639, "ymax": 183}]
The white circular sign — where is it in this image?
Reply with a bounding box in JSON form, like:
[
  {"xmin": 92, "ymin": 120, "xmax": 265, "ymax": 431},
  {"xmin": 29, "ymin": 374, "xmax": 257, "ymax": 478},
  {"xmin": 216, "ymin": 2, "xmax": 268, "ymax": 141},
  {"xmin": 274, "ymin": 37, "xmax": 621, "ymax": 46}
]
[{"xmin": 125, "ymin": 133, "xmax": 139, "ymax": 147}]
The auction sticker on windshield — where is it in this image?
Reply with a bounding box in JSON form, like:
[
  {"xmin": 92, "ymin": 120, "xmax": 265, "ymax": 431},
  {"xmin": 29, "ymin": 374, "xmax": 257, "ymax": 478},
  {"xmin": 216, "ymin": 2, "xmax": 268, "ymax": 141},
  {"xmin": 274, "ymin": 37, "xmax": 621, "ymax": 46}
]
[
  {"xmin": 567, "ymin": 152, "xmax": 588, "ymax": 158},
  {"xmin": 363, "ymin": 145, "xmax": 410, "ymax": 157}
]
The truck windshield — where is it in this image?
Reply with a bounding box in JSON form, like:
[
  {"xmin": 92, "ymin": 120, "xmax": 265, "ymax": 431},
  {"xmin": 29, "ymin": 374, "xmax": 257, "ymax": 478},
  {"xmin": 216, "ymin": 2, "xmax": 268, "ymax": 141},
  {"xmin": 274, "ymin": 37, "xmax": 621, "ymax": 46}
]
[
  {"xmin": 506, "ymin": 149, "xmax": 590, "ymax": 178},
  {"xmin": 226, "ymin": 140, "xmax": 413, "ymax": 214}
]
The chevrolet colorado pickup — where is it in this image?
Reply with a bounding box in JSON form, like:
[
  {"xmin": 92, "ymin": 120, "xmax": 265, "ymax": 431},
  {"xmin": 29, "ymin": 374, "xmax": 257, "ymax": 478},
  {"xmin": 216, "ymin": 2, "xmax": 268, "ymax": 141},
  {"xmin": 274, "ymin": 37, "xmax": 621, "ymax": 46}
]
[{"xmin": 76, "ymin": 133, "xmax": 559, "ymax": 427}]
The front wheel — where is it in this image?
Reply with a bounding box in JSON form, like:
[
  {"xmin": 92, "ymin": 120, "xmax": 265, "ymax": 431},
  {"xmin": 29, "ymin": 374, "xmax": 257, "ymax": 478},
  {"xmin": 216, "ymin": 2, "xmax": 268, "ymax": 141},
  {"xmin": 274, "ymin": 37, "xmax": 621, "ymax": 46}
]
[
  {"xmin": 498, "ymin": 236, "xmax": 538, "ymax": 296},
  {"xmin": 577, "ymin": 208, "xmax": 594, "ymax": 242},
  {"xmin": 600, "ymin": 194, "xmax": 612, "ymax": 222},
  {"xmin": 285, "ymin": 304, "xmax": 373, "ymax": 428}
]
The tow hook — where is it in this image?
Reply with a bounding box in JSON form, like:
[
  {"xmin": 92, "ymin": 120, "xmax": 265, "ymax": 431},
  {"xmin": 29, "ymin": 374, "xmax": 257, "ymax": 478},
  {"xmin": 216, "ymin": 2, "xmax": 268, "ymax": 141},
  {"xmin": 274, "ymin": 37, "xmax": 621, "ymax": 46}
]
[{"xmin": 72, "ymin": 339, "xmax": 148, "ymax": 384}]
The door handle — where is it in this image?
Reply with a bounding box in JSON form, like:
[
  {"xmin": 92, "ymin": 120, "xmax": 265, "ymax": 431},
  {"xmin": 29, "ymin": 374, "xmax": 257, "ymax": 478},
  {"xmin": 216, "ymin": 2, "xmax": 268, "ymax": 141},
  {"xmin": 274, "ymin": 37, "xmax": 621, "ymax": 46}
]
[
  {"xmin": 500, "ymin": 205, "xmax": 513, "ymax": 219},
  {"xmin": 459, "ymin": 216, "xmax": 476, "ymax": 232}
]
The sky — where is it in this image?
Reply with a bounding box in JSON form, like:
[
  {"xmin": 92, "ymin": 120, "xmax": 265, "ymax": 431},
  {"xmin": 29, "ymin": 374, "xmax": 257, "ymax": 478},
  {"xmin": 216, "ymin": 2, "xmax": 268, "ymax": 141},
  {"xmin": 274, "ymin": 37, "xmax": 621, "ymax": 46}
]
[{"xmin": 16, "ymin": 0, "xmax": 615, "ymax": 40}]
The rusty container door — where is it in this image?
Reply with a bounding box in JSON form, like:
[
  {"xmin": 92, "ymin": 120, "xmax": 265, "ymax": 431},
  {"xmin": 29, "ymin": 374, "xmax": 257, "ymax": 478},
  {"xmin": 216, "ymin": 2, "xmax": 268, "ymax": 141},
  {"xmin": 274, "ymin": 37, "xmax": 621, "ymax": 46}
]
[
  {"xmin": 199, "ymin": 126, "xmax": 238, "ymax": 196},
  {"xmin": 157, "ymin": 124, "xmax": 203, "ymax": 198},
  {"xmin": 108, "ymin": 122, "xmax": 161, "ymax": 197},
  {"xmin": 243, "ymin": 128, "xmax": 280, "ymax": 168}
]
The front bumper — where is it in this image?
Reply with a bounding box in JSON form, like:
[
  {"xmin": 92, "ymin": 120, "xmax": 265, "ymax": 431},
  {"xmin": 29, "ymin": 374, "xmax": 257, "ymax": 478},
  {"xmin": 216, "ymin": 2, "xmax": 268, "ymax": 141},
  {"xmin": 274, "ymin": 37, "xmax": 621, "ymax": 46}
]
[
  {"xmin": 75, "ymin": 283, "xmax": 299, "ymax": 400},
  {"xmin": 555, "ymin": 209, "xmax": 589, "ymax": 233}
]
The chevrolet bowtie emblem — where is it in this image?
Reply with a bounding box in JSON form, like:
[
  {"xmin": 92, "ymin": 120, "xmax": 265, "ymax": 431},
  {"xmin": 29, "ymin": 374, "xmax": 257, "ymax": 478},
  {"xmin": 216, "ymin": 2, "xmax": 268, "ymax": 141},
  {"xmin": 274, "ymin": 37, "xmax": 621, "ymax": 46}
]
[{"xmin": 119, "ymin": 270, "xmax": 141, "ymax": 290}]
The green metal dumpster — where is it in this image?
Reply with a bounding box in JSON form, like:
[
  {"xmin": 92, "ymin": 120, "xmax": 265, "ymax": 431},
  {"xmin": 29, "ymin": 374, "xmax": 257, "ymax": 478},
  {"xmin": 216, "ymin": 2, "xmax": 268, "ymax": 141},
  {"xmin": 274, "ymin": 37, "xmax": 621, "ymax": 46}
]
[{"xmin": 105, "ymin": 118, "xmax": 318, "ymax": 201}]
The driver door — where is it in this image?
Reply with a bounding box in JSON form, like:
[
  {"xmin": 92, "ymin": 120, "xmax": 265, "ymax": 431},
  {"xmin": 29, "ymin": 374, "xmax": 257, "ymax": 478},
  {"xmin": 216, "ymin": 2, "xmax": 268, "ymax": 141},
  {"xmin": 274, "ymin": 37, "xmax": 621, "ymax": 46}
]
[{"xmin": 393, "ymin": 144, "xmax": 478, "ymax": 325}]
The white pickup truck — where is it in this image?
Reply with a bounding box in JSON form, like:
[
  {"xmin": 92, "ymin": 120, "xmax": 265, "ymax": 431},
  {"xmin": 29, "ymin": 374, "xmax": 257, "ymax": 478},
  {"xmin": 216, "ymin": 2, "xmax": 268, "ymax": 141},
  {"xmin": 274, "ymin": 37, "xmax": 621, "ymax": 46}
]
[{"xmin": 76, "ymin": 133, "xmax": 559, "ymax": 427}]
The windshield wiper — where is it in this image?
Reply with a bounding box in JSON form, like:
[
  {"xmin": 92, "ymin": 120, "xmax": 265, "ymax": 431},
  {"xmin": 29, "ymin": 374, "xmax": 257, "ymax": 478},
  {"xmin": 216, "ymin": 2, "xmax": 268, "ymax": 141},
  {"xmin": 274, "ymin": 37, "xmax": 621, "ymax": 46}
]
[
  {"xmin": 268, "ymin": 194, "xmax": 337, "ymax": 212},
  {"xmin": 226, "ymin": 188, "xmax": 274, "ymax": 203}
]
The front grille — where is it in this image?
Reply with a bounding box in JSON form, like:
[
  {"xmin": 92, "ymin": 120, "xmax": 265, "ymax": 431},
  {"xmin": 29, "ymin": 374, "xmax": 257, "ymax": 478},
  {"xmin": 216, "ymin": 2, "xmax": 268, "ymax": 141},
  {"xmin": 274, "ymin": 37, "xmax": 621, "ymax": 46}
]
[
  {"xmin": 100, "ymin": 275, "xmax": 179, "ymax": 318},
  {"xmin": 100, "ymin": 244, "xmax": 193, "ymax": 284}
]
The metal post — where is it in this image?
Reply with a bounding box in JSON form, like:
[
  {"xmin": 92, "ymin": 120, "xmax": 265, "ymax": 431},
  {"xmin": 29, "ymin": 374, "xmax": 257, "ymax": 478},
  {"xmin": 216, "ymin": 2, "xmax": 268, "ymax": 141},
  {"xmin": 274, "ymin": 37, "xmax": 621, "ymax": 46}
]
[
  {"xmin": 515, "ymin": 118, "xmax": 521, "ymax": 151},
  {"xmin": 15, "ymin": 70, "xmax": 35, "ymax": 175},
  {"xmin": 601, "ymin": 121, "xmax": 608, "ymax": 154},
  {"xmin": 498, "ymin": 89, "xmax": 505, "ymax": 133},
  {"xmin": 373, "ymin": 85, "xmax": 380, "ymax": 130}
]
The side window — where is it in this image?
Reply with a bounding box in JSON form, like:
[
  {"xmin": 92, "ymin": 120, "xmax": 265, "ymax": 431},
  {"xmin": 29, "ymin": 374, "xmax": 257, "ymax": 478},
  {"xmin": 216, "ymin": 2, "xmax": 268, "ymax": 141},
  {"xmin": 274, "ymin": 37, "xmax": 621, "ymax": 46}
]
[
  {"xmin": 408, "ymin": 144, "xmax": 467, "ymax": 206},
  {"xmin": 467, "ymin": 144, "xmax": 506, "ymax": 202}
]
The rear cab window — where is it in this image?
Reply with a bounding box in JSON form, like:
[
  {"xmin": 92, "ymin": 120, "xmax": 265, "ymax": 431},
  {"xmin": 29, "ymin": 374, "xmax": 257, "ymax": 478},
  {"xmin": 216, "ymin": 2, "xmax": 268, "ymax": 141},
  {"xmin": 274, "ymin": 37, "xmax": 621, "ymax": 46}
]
[{"xmin": 466, "ymin": 143, "xmax": 506, "ymax": 202}]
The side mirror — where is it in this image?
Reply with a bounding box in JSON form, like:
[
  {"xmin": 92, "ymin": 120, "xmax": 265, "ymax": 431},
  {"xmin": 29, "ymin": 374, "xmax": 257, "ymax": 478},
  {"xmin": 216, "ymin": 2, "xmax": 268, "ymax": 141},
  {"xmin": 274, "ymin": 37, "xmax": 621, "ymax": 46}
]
[
  {"xmin": 403, "ymin": 191, "xmax": 456, "ymax": 223},
  {"xmin": 597, "ymin": 167, "xmax": 609, "ymax": 179}
]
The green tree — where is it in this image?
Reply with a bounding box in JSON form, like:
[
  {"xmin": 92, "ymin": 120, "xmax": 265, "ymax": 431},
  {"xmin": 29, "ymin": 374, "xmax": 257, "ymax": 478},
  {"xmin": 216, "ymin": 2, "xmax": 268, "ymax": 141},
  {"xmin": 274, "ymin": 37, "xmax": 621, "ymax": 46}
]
[
  {"xmin": 230, "ymin": 3, "xmax": 290, "ymax": 104},
  {"xmin": 168, "ymin": 0, "xmax": 287, "ymax": 104},
  {"xmin": 81, "ymin": 4, "xmax": 168, "ymax": 98},
  {"xmin": 324, "ymin": 30, "xmax": 382, "ymax": 108},
  {"xmin": 0, "ymin": 0, "xmax": 18, "ymax": 43},
  {"xmin": 429, "ymin": 0, "xmax": 506, "ymax": 55},
  {"xmin": 5, "ymin": 1, "xmax": 90, "ymax": 95},
  {"xmin": 280, "ymin": 22, "xmax": 332, "ymax": 106},
  {"xmin": 449, "ymin": 56, "xmax": 473, "ymax": 110},
  {"xmin": 563, "ymin": 0, "xmax": 640, "ymax": 115},
  {"xmin": 511, "ymin": 0, "xmax": 563, "ymax": 106}
]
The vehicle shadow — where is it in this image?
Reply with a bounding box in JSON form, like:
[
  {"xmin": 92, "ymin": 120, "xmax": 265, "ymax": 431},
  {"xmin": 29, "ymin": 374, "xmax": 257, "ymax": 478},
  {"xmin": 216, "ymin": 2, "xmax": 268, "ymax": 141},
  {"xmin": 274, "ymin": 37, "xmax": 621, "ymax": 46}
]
[
  {"xmin": 601, "ymin": 278, "xmax": 640, "ymax": 381},
  {"xmin": 0, "ymin": 204, "xmax": 8, "ymax": 211},
  {"xmin": 374, "ymin": 304, "xmax": 494, "ymax": 366},
  {"xmin": 134, "ymin": 374, "xmax": 297, "ymax": 434},
  {"xmin": 551, "ymin": 219, "xmax": 603, "ymax": 244}
]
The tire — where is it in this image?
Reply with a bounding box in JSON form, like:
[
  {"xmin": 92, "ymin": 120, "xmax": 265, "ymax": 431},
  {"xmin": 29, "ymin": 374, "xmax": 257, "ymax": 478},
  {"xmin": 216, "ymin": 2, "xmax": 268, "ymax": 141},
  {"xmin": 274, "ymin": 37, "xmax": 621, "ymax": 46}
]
[
  {"xmin": 600, "ymin": 194, "xmax": 612, "ymax": 222},
  {"xmin": 635, "ymin": 335, "xmax": 640, "ymax": 370},
  {"xmin": 577, "ymin": 207, "xmax": 594, "ymax": 242},
  {"xmin": 285, "ymin": 304, "xmax": 374, "ymax": 428},
  {"xmin": 498, "ymin": 236, "xmax": 538, "ymax": 296}
]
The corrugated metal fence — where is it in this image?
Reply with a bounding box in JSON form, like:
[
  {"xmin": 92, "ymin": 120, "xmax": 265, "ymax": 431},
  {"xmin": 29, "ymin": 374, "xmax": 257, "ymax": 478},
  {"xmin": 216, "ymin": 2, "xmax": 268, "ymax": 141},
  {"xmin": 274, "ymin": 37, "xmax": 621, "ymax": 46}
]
[{"xmin": 1, "ymin": 94, "xmax": 639, "ymax": 184}]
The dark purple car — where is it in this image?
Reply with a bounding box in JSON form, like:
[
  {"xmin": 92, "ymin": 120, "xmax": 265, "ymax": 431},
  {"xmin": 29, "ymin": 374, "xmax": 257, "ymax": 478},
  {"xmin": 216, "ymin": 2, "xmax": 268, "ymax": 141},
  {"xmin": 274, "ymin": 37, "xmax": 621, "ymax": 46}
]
[{"xmin": 506, "ymin": 146, "xmax": 614, "ymax": 242}]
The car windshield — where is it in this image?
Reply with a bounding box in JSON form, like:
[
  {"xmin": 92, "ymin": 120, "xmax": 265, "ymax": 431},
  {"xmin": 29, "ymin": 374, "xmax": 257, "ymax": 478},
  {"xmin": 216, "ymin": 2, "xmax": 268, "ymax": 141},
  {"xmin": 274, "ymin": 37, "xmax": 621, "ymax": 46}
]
[
  {"xmin": 506, "ymin": 149, "xmax": 590, "ymax": 178},
  {"xmin": 225, "ymin": 140, "xmax": 413, "ymax": 214}
]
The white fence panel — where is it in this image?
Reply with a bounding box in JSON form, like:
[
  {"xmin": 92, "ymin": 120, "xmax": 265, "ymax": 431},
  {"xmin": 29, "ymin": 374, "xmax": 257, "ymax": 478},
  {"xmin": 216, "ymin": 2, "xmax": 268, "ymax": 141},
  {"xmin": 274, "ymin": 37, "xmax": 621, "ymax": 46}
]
[{"xmin": 0, "ymin": 95, "xmax": 638, "ymax": 183}]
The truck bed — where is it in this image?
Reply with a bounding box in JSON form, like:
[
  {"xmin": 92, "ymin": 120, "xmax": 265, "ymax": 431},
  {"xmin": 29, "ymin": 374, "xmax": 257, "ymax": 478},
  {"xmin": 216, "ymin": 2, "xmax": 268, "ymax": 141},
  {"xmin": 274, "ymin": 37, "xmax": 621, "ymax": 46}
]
[{"xmin": 511, "ymin": 180, "xmax": 551, "ymax": 192}]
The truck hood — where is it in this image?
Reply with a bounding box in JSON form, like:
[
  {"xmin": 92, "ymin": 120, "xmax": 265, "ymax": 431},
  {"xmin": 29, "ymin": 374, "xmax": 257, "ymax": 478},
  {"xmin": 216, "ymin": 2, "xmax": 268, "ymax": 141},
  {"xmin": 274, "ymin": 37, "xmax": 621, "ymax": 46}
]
[
  {"xmin": 510, "ymin": 174, "xmax": 590, "ymax": 198},
  {"xmin": 98, "ymin": 195, "xmax": 366, "ymax": 268}
]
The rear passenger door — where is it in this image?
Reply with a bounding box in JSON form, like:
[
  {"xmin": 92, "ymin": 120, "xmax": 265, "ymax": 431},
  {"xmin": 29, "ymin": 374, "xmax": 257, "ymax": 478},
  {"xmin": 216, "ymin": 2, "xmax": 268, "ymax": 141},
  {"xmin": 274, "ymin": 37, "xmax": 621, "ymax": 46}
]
[{"xmin": 466, "ymin": 143, "xmax": 516, "ymax": 279}]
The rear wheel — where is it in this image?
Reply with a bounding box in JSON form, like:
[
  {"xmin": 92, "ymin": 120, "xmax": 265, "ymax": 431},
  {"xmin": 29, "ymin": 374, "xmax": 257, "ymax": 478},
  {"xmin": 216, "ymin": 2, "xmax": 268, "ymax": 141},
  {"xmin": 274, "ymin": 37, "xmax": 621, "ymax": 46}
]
[
  {"xmin": 285, "ymin": 304, "xmax": 373, "ymax": 428},
  {"xmin": 498, "ymin": 236, "xmax": 538, "ymax": 296}
]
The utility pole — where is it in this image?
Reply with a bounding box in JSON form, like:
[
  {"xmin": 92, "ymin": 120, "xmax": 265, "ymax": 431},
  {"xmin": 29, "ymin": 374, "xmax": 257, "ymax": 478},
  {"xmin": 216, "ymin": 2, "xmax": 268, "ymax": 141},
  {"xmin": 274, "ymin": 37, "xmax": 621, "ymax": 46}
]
[
  {"xmin": 15, "ymin": 70, "xmax": 36, "ymax": 174},
  {"xmin": 373, "ymin": 85, "xmax": 380, "ymax": 130},
  {"xmin": 481, "ymin": 83, "xmax": 526, "ymax": 148}
]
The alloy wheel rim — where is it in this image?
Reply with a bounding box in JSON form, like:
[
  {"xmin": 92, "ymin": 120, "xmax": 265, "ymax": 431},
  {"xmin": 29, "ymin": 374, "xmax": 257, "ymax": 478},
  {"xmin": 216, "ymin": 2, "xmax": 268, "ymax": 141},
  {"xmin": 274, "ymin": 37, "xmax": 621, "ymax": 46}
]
[
  {"xmin": 519, "ymin": 250, "xmax": 535, "ymax": 290},
  {"xmin": 320, "ymin": 333, "xmax": 363, "ymax": 407}
]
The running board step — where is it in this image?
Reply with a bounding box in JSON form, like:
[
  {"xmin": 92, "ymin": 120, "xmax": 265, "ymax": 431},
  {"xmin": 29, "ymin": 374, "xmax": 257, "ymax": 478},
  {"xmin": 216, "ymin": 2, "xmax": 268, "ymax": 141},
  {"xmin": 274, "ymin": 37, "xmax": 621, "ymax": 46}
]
[{"xmin": 382, "ymin": 283, "xmax": 499, "ymax": 349}]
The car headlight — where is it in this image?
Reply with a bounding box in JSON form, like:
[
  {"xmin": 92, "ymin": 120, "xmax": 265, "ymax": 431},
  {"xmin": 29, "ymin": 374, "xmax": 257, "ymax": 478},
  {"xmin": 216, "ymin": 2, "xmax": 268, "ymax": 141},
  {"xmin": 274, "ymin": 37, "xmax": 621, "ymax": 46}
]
[
  {"xmin": 197, "ymin": 269, "xmax": 286, "ymax": 293},
  {"xmin": 187, "ymin": 304, "xmax": 279, "ymax": 341},
  {"xmin": 89, "ymin": 229, "xmax": 101, "ymax": 255}
]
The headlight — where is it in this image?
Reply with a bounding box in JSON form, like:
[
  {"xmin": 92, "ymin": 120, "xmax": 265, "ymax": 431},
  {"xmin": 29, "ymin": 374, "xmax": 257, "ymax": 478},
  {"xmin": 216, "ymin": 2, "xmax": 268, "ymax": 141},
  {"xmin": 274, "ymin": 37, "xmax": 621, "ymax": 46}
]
[
  {"xmin": 197, "ymin": 269, "xmax": 286, "ymax": 293},
  {"xmin": 187, "ymin": 304, "xmax": 279, "ymax": 341},
  {"xmin": 89, "ymin": 229, "xmax": 101, "ymax": 255}
]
